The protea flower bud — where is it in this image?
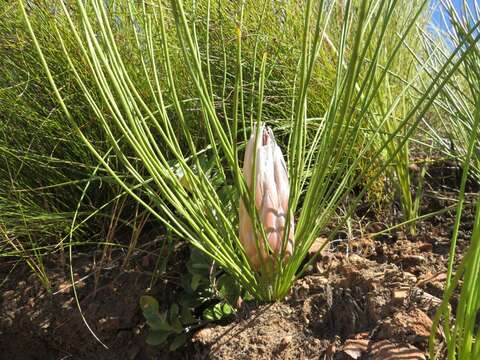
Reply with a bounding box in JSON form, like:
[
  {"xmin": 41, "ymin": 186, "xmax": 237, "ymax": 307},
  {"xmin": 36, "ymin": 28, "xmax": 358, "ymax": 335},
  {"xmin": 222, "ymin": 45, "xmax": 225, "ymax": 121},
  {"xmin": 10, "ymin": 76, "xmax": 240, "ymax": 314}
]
[{"xmin": 239, "ymin": 125, "xmax": 294, "ymax": 270}]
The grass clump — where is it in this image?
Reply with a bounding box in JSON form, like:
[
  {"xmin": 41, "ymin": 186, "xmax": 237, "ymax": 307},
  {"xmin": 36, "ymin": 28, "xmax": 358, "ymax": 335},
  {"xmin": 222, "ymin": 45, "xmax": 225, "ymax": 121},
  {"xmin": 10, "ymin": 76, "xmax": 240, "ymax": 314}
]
[
  {"xmin": 20, "ymin": 0, "xmax": 478, "ymax": 301},
  {"xmin": 0, "ymin": 0, "xmax": 149, "ymax": 287}
]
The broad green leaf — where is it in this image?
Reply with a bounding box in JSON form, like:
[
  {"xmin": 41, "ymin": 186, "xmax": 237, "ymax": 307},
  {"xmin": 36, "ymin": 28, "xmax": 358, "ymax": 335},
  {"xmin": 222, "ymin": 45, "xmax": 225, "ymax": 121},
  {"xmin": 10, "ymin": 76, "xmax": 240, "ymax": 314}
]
[
  {"xmin": 169, "ymin": 333, "xmax": 188, "ymax": 351},
  {"xmin": 212, "ymin": 303, "xmax": 224, "ymax": 320},
  {"xmin": 217, "ymin": 273, "xmax": 241, "ymax": 304},
  {"xmin": 147, "ymin": 317, "xmax": 172, "ymax": 332},
  {"xmin": 140, "ymin": 295, "xmax": 160, "ymax": 319},
  {"xmin": 221, "ymin": 302, "xmax": 234, "ymax": 316},
  {"xmin": 190, "ymin": 274, "xmax": 202, "ymax": 291},
  {"xmin": 180, "ymin": 305, "xmax": 196, "ymax": 325},
  {"xmin": 169, "ymin": 303, "xmax": 179, "ymax": 321},
  {"xmin": 140, "ymin": 295, "xmax": 159, "ymax": 312},
  {"xmin": 146, "ymin": 330, "xmax": 170, "ymax": 346},
  {"xmin": 202, "ymin": 307, "xmax": 215, "ymax": 321}
]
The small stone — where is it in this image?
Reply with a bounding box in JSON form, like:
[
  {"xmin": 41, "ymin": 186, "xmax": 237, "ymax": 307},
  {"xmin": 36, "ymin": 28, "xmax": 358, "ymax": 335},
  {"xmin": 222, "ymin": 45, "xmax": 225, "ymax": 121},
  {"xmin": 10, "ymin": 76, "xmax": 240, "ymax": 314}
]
[
  {"xmin": 280, "ymin": 335, "xmax": 292, "ymax": 347},
  {"xmin": 401, "ymin": 254, "xmax": 425, "ymax": 265},
  {"xmin": 409, "ymin": 163, "xmax": 420, "ymax": 172},
  {"xmin": 378, "ymin": 309, "xmax": 432, "ymax": 340},
  {"xmin": 370, "ymin": 340, "xmax": 425, "ymax": 360},
  {"xmin": 309, "ymin": 237, "xmax": 328, "ymax": 255},
  {"xmin": 403, "ymin": 272, "xmax": 417, "ymax": 283},
  {"xmin": 98, "ymin": 316, "xmax": 120, "ymax": 332},
  {"xmin": 40, "ymin": 319, "xmax": 51, "ymax": 329},
  {"xmin": 418, "ymin": 242, "xmax": 432, "ymax": 251},
  {"xmin": 392, "ymin": 288, "xmax": 409, "ymax": 303},
  {"xmin": 3, "ymin": 290, "xmax": 15, "ymax": 299},
  {"xmin": 343, "ymin": 339, "xmax": 369, "ymax": 359}
]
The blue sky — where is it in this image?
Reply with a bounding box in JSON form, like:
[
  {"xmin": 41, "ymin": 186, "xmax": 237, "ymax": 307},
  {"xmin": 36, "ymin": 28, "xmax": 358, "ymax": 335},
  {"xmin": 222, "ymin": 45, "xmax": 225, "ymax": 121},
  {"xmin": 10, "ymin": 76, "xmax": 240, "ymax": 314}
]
[{"xmin": 431, "ymin": 0, "xmax": 477, "ymax": 31}]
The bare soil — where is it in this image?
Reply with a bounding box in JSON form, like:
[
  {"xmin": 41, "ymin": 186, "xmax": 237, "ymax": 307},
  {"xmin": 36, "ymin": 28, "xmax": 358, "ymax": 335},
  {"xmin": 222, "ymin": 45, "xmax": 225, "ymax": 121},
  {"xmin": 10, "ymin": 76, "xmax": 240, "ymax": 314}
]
[
  {"xmin": 192, "ymin": 253, "xmax": 444, "ymax": 360},
  {"xmin": 1, "ymin": 162, "xmax": 476, "ymax": 359},
  {"xmin": 0, "ymin": 252, "xmax": 183, "ymax": 360}
]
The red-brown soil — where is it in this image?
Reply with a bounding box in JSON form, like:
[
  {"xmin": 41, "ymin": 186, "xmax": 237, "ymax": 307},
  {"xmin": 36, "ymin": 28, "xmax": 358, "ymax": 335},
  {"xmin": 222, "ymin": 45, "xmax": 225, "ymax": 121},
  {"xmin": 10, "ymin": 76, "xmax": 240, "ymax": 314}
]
[{"xmin": 1, "ymin": 162, "xmax": 476, "ymax": 359}]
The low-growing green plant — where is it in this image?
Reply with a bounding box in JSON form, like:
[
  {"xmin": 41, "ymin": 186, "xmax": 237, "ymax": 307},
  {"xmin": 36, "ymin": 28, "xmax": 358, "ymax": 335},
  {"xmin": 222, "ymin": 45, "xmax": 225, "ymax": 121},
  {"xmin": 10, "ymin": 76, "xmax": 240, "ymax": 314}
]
[
  {"xmin": 140, "ymin": 248, "xmax": 238, "ymax": 349},
  {"xmin": 140, "ymin": 296, "xmax": 191, "ymax": 350}
]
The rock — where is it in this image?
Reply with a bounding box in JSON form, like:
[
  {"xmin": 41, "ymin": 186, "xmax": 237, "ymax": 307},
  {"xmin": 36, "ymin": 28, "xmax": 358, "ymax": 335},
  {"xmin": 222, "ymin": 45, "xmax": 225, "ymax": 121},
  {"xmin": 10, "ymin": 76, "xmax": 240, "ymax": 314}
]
[
  {"xmin": 411, "ymin": 288, "xmax": 442, "ymax": 312},
  {"xmin": 308, "ymin": 237, "xmax": 328, "ymax": 255},
  {"xmin": 418, "ymin": 242, "xmax": 432, "ymax": 252},
  {"xmin": 343, "ymin": 339, "xmax": 370, "ymax": 359},
  {"xmin": 403, "ymin": 272, "xmax": 417, "ymax": 283},
  {"xmin": 279, "ymin": 335, "xmax": 292, "ymax": 348},
  {"xmin": 400, "ymin": 254, "xmax": 425, "ymax": 265},
  {"xmin": 392, "ymin": 288, "xmax": 409, "ymax": 303},
  {"xmin": 418, "ymin": 272, "xmax": 446, "ymax": 286},
  {"xmin": 377, "ymin": 309, "xmax": 432, "ymax": 342},
  {"xmin": 370, "ymin": 340, "xmax": 425, "ymax": 360}
]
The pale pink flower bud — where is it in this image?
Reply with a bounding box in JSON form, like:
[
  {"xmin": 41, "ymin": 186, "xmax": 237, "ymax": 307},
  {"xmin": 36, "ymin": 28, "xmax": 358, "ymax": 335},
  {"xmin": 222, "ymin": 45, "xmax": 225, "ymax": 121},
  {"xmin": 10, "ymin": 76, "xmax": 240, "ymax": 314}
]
[{"xmin": 239, "ymin": 125, "xmax": 294, "ymax": 270}]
